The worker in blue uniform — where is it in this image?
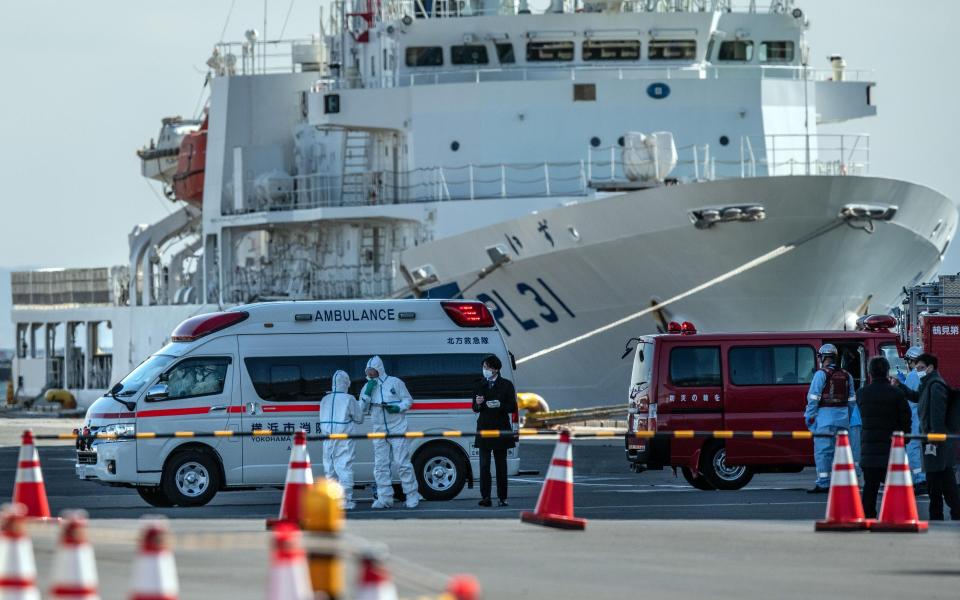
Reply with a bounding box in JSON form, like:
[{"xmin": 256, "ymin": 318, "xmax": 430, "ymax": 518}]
[
  {"xmin": 902, "ymin": 345, "xmax": 927, "ymax": 493},
  {"xmin": 804, "ymin": 344, "xmax": 857, "ymax": 493}
]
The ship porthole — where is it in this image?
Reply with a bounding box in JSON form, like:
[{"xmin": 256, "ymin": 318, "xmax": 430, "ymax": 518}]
[
  {"xmin": 590, "ymin": 136, "xmax": 601, "ymax": 148},
  {"xmin": 568, "ymin": 226, "xmax": 580, "ymax": 241},
  {"xmin": 719, "ymin": 135, "xmax": 730, "ymax": 146},
  {"xmin": 450, "ymin": 141, "xmax": 460, "ymax": 151}
]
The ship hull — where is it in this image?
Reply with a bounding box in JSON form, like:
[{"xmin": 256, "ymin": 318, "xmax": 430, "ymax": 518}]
[{"xmin": 399, "ymin": 176, "xmax": 957, "ymax": 409}]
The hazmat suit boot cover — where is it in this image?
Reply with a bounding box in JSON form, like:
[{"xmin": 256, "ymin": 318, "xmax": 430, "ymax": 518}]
[{"xmin": 320, "ymin": 370, "xmax": 362, "ymax": 507}]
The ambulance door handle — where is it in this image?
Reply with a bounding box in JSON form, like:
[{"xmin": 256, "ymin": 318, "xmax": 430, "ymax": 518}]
[{"xmin": 209, "ymin": 405, "xmax": 228, "ymax": 413}]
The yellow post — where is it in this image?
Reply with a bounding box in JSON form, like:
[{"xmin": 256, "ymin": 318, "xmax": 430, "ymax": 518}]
[{"xmin": 300, "ymin": 478, "xmax": 345, "ymax": 599}]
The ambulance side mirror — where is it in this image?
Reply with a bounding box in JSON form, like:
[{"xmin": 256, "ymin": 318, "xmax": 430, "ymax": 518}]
[{"xmin": 146, "ymin": 383, "xmax": 169, "ymax": 402}]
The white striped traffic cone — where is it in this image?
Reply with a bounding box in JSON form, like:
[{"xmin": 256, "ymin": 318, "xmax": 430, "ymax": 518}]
[
  {"xmin": 873, "ymin": 432, "xmax": 928, "ymax": 532},
  {"xmin": 0, "ymin": 504, "xmax": 40, "ymax": 600},
  {"xmin": 268, "ymin": 430, "xmax": 314, "ymax": 528},
  {"xmin": 128, "ymin": 520, "xmax": 178, "ymax": 600},
  {"xmin": 815, "ymin": 431, "xmax": 869, "ymax": 531},
  {"xmin": 355, "ymin": 551, "xmax": 398, "ymax": 600},
  {"xmin": 264, "ymin": 522, "xmax": 311, "ymax": 600},
  {"xmin": 520, "ymin": 430, "xmax": 587, "ymax": 530},
  {"xmin": 12, "ymin": 431, "xmax": 51, "ymax": 519},
  {"xmin": 50, "ymin": 511, "xmax": 99, "ymax": 599}
]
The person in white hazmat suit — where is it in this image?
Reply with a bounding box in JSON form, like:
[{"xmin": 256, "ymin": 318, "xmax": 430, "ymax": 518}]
[
  {"xmin": 360, "ymin": 356, "xmax": 421, "ymax": 509},
  {"xmin": 319, "ymin": 370, "xmax": 364, "ymax": 510}
]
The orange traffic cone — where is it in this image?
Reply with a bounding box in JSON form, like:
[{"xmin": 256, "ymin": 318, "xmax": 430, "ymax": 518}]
[
  {"xmin": 355, "ymin": 551, "xmax": 398, "ymax": 600},
  {"xmin": 128, "ymin": 521, "xmax": 178, "ymax": 600},
  {"xmin": 50, "ymin": 511, "xmax": 99, "ymax": 599},
  {"xmin": 267, "ymin": 430, "xmax": 314, "ymax": 529},
  {"xmin": 12, "ymin": 431, "xmax": 51, "ymax": 519},
  {"xmin": 520, "ymin": 430, "xmax": 587, "ymax": 530},
  {"xmin": 0, "ymin": 504, "xmax": 39, "ymax": 600},
  {"xmin": 872, "ymin": 432, "xmax": 928, "ymax": 532},
  {"xmin": 265, "ymin": 522, "xmax": 311, "ymax": 600},
  {"xmin": 445, "ymin": 574, "xmax": 481, "ymax": 600},
  {"xmin": 815, "ymin": 431, "xmax": 869, "ymax": 531}
]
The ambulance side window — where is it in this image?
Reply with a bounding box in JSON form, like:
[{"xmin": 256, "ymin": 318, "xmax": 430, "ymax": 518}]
[
  {"xmin": 728, "ymin": 345, "xmax": 815, "ymax": 386},
  {"xmin": 160, "ymin": 357, "xmax": 230, "ymax": 401},
  {"xmin": 669, "ymin": 347, "xmax": 721, "ymax": 387}
]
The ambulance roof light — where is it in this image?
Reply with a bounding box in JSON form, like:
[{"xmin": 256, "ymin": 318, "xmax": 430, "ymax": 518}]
[
  {"xmin": 667, "ymin": 321, "xmax": 682, "ymax": 334},
  {"xmin": 681, "ymin": 321, "xmax": 697, "ymax": 335},
  {"xmin": 441, "ymin": 301, "xmax": 495, "ymax": 328},
  {"xmin": 171, "ymin": 311, "xmax": 249, "ymax": 342}
]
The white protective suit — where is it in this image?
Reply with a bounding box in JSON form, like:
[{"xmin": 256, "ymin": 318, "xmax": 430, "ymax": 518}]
[
  {"xmin": 319, "ymin": 370, "xmax": 364, "ymax": 508},
  {"xmin": 360, "ymin": 356, "xmax": 420, "ymax": 507}
]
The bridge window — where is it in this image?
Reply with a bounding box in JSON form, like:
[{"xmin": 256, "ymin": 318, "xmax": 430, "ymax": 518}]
[
  {"xmin": 760, "ymin": 41, "xmax": 794, "ymax": 62},
  {"xmin": 527, "ymin": 41, "xmax": 574, "ymax": 62},
  {"xmin": 583, "ymin": 40, "xmax": 640, "ymax": 61},
  {"xmin": 718, "ymin": 40, "xmax": 753, "ymax": 62},
  {"xmin": 648, "ymin": 40, "xmax": 696, "ymax": 60},
  {"xmin": 496, "ymin": 42, "xmax": 515, "ymax": 64},
  {"xmin": 451, "ymin": 44, "xmax": 489, "ymax": 65},
  {"xmin": 405, "ymin": 46, "xmax": 444, "ymax": 67}
]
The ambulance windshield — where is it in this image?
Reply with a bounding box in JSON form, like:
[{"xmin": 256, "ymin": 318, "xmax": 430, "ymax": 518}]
[{"xmin": 114, "ymin": 354, "xmax": 176, "ymax": 397}]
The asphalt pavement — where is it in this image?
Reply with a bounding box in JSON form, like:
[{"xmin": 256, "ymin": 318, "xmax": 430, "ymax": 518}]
[{"xmin": 4, "ymin": 440, "xmax": 960, "ymax": 599}]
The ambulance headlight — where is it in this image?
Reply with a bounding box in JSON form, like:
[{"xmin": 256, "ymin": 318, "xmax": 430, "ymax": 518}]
[{"xmin": 100, "ymin": 423, "xmax": 136, "ymax": 440}]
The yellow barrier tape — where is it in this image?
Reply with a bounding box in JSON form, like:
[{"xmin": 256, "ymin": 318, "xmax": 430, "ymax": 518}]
[
  {"xmin": 594, "ymin": 431, "xmax": 617, "ymax": 437},
  {"xmin": 674, "ymin": 430, "xmax": 695, "ymax": 439},
  {"xmin": 57, "ymin": 433, "xmax": 78, "ymax": 440},
  {"xmin": 713, "ymin": 431, "xmax": 734, "ymax": 439},
  {"xmin": 518, "ymin": 428, "xmax": 539, "ymax": 436},
  {"xmin": 927, "ymin": 433, "xmax": 948, "ymax": 442},
  {"xmin": 479, "ymin": 430, "xmax": 500, "ymax": 438},
  {"xmin": 174, "ymin": 431, "xmax": 194, "ymax": 438},
  {"xmin": 135, "ymin": 432, "xmax": 157, "ymax": 439},
  {"xmin": 252, "ymin": 429, "xmax": 273, "ymax": 436},
  {"xmin": 442, "ymin": 431, "xmax": 462, "ymax": 438},
  {"xmin": 791, "ymin": 431, "xmax": 813, "ymax": 440},
  {"xmin": 95, "ymin": 433, "xmax": 117, "ymax": 439},
  {"xmin": 752, "ymin": 431, "xmax": 774, "ymax": 439},
  {"xmin": 632, "ymin": 431, "xmax": 655, "ymax": 439},
  {"xmin": 404, "ymin": 432, "xmax": 425, "ymax": 438},
  {"xmin": 213, "ymin": 430, "xmax": 234, "ymax": 437},
  {"xmin": 329, "ymin": 433, "xmax": 349, "ymax": 440},
  {"xmin": 367, "ymin": 432, "xmax": 387, "ymax": 439}
]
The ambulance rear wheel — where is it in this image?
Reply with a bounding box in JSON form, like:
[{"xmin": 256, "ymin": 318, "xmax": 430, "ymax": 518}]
[
  {"xmin": 136, "ymin": 486, "xmax": 174, "ymax": 507},
  {"xmin": 414, "ymin": 444, "xmax": 467, "ymax": 501},
  {"xmin": 681, "ymin": 467, "xmax": 716, "ymax": 491},
  {"xmin": 161, "ymin": 449, "xmax": 221, "ymax": 507},
  {"xmin": 699, "ymin": 443, "xmax": 754, "ymax": 491}
]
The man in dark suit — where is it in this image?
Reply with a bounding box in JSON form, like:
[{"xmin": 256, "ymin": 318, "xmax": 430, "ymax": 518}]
[
  {"xmin": 894, "ymin": 353, "xmax": 960, "ymax": 520},
  {"xmin": 472, "ymin": 355, "xmax": 518, "ymax": 507},
  {"xmin": 858, "ymin": 356, "xmax": 911, "ymax": 518}
]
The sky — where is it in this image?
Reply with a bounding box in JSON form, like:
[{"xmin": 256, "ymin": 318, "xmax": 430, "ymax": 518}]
[{"xmin": 0, "ymin": 0, "xmax": 958, "ymax": 344}]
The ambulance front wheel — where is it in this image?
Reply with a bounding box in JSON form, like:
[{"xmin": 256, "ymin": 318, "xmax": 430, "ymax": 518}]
[
  {"xmin": 414, "ymin": 444, "xmax": 468, "ymax": 501},
  {"xmin": 161, "ymin": 448, "xmax": 221, "ymax": 507}
]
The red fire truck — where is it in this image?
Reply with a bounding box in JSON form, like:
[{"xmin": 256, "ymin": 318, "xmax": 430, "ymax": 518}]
[
  {"xmin": 623, "ymin": 316, "xmax": 901, "ymax": 491},
  {"xmin": 899, "ymin": 275, "xmax": 960, "ymax": 386}
]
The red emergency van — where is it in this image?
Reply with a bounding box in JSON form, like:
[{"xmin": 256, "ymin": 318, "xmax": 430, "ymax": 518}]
[{"xmin": 623, "ymin": 316, "xmax": 903, "ymax": 490}]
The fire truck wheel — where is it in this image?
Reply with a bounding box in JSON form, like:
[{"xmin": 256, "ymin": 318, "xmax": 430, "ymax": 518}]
[
  {"xmin": 699, "ymin": 443, "xmax": 754, "ymax": 491},
  {"xmin": 681, "ymin": 467, "xmax": 716, "ymax": 491},
  {"xmin": 414, "ymin": 443, "xmax": 468, "ymax": 501},
  {"xmin": 161, "ymin": 449, "xmax": 221, "ymax": 507},
  {"xmin": 136, "ymin": 486, "xmax": 175, "ymax": 507}
]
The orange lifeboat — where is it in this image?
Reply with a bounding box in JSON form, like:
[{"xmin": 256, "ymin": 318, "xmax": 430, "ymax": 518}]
[{"xmin": 172, "ymin": 115, "xmax": 207, "ymax": 204}]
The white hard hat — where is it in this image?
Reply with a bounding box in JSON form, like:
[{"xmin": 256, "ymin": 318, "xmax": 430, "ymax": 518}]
[
  {"xmin": 818, "ymin": 343, "xmax": 838, "ymax": 356},
  {"xmin": 905, "ymin": 346, "xmax": 923, "ymax": 360}
]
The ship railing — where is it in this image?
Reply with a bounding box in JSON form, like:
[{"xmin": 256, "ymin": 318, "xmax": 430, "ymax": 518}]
[
  {"xmin": 738, "ymin": 133, "xmax": 869, "ymax": 177},
  {"xmin": 211, "ymin": 38, "xmax": 324, "ymax": 76},
  {"xmin": 324, "ymin": 63, "xmax": 872, "ymax": 90},
  {"xmin": 224, "ymin": 266, "xmax": 395, "ymax": 303}
]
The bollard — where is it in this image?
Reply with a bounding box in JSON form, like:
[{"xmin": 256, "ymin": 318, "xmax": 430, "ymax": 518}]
[{"xmin": 300, "ymin": 479, "xmax": 345, "ymax": 600}]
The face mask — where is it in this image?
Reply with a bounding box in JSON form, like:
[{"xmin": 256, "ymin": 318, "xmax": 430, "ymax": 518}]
[
  {"xmin": 917, "ymin": 369, "xmax": 927, "ymax": 379},
  {"xmin": 366, "ymin": 375, "xmax": 376, "ymax": 381},
  {"xmin": 483, "ymin": 368, "xmax": 495, "ymax": 380}
]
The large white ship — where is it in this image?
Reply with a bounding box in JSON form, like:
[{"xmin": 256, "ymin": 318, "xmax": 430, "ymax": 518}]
[{"xmin": 10, "ymin": 0, "xmax": 957, "ymax": 410}]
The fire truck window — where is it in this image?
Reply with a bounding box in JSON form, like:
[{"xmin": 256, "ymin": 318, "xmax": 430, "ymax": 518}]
[
  {"xmin": 728, "ymin": 346, "xmax": 815, "ymax": 386},
  {"xmin": 879, "ymin": 344, "xmax": 907, "ymax": 379},
  {"xmin": 669, "ymin": 347, "xmax": 721, "ymax": 387},
  {"xmin": 163, "ymin": 357, "xmax": 230, "ymax": 400}
]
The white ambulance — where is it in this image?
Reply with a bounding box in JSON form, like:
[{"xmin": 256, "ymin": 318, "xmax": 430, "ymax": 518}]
[{"xmin": 75, "ymin": 300, "xmax": 520, "ymax": 507}]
